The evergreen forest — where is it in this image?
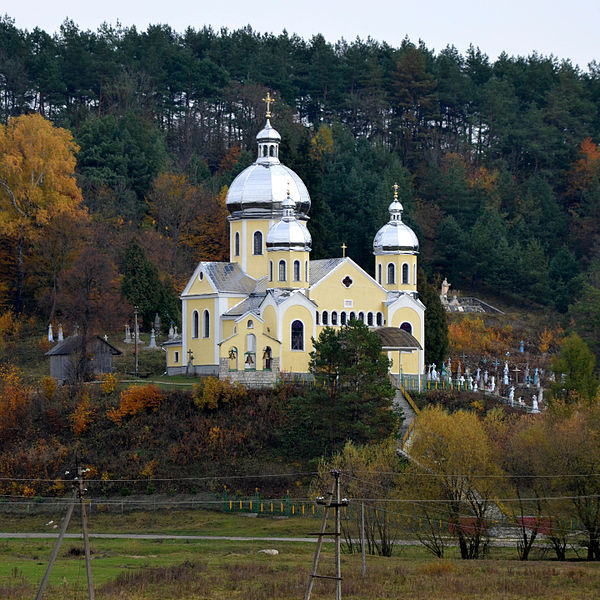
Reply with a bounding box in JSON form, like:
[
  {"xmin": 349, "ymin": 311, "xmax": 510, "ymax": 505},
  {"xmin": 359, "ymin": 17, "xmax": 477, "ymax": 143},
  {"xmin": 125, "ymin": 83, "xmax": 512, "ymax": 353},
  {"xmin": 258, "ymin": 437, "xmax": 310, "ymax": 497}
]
[{"xmin": 1, "ymin": 17, "xmax": 600, "ymax": 348}]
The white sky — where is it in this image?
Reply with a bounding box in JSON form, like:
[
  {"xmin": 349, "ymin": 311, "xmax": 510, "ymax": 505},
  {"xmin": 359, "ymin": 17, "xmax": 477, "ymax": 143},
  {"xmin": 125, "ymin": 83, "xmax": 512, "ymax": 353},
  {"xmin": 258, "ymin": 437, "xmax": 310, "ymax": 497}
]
[{"xmin": 4, "ymin": 1, "xmax": 600, "ymax": 71}]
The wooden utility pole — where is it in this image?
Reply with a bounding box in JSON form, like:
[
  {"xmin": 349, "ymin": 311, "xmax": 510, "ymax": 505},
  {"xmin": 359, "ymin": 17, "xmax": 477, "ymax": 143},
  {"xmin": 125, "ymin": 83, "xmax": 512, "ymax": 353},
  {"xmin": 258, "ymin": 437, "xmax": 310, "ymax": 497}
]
[
  {"xmin": 134, "ymin": 306, "xmax": 139, "ymax": 378},
  {"xmin": 305, "ymin": 470, "xmax": 348, "ymax": 600},
  {"xmin": 78, "ymin": 466, "xmax": 95, "ymax": 600}
]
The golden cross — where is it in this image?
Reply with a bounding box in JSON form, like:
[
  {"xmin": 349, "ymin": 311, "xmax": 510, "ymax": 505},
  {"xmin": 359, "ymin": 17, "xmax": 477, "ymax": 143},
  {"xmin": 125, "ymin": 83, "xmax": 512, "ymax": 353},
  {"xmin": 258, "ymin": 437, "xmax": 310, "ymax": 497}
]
[
  {"xmin": 341, "ymin": 242, "xmax": 347, "ymax": 258},
  {"xmin": 393, "ymin": 182, "xmax": 399, "ymax": 199},
  {"xmin": 262, "ymin": 91, "xmax": 275, "ymax": 118}
]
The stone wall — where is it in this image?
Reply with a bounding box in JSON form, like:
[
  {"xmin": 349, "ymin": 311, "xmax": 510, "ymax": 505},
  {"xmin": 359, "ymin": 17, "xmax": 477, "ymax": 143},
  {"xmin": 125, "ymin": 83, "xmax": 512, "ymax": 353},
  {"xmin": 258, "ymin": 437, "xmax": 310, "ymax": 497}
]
[{"xmin": 219, "ymin": 357, "xmax": 280, "ymax": 387}]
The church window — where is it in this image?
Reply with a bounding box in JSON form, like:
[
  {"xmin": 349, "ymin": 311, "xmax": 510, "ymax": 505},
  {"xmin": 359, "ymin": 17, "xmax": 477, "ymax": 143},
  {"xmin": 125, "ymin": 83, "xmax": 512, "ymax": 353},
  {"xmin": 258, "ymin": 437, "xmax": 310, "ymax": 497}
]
[
  {"xmin": 358, "ymin": 312, "xmax": 364, "ymax": 323},
  {"xmin": 377, "ymin": 263, "xmax": 382, "ymax": 284},
  {"xmin": 402, "ymin": 263, "xmax": 409, "ymax": 284},
  {"xmin": 253, "ymin": 231, "xmax": 263, "ymax": 255},
  {"xmin": 203, "ymin": 310, "xmax": 210, "ymax": 338},
  {"xmin": 246, "ymin": 334, "xmax": 256, "ymax": 369},
  {"xmin": 291, "ymin": 320, "xmax": 304, "ymax": 350},
  {"xmin": 247, "ymin": 319, "xmax": 254, "ymax": 329},
  {"xmin": 305, "ymin": 261, "xmax": 308, "ymax": 281},
  {"xmin": 234, "ymin": 232, "xmax": 240, "ymax": 256},
  {"xmin": 376, "ymin": 312, "xmax": 383, "ymax": 326},
  {"xmin": 269, "ymin": 145, "xmax": 275, "ymax": 157},
  {"xmin": 331, "ymin": 311, "xmax": 338, "ymax": 325},
  {"xmin": 278, "ymin": 260, "xmax": 286, "ymax": 281},
  {"xmin": 229, "ymin": 347, "xmax": 238, "ymax": 370},
  {"xmin": 293, "ymin": 260, "xmax": 301, "ymax": 281},
  {"xmin": 340, "ymin": 311, "xmax": 347, "ymax": 325},
  {"xmin": 387, "ymin": 263, "xmax": 395, "ymax": 285},
  {"xmin": 322, "ymin": 311, "xmax": 328, "ymax": 325},
  {"xmin": 413, "ymin": 264, "xmax": 417, "ymax": 285},
  {"xmin": 367, "ymin": 312, "xmax": 373, "ymax": 326},
  {"xmin": 192, "ymin": 311, "xmax": 199, "ymax": 338},
  {"xmin": 400, "ymin": 322, "xmax": 412, "ymax": 334},
  {"xmin": 269, "ymin": 260, "xmax": 273, "ymax": 281},
  {"xmin": 174, "ymin": 351, "xmax": 179, "ymax": 363},
  {"xmin": 349, "ymin": 311, "xmax": 356, "ymax": 321},
  {"xmin": 316, "ymin": 311, "xmax": 320, "ymax": 325},
  {"xmin": 342, "ymin": 275, "xmax": 353, "ymax": 288}
]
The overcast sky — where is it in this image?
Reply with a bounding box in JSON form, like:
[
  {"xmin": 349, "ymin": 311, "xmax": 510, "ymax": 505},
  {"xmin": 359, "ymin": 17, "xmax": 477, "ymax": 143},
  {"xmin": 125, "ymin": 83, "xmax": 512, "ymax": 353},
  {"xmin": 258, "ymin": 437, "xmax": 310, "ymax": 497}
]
[{"xmin": 4, "ymin": 0, "xmax": 599, "ymax": 71}]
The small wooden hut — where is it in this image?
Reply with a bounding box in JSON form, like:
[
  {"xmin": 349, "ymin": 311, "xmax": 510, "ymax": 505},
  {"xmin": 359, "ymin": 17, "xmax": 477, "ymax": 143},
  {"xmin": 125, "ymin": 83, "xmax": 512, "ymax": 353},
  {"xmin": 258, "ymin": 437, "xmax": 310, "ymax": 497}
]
[{"xmin": 45, "ymin": 335, "xmax": 121, "ymax": 383}]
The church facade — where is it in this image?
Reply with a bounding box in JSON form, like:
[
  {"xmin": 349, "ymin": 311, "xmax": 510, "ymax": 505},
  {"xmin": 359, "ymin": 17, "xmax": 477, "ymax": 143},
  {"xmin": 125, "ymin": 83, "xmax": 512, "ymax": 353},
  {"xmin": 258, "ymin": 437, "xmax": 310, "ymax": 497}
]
[{"xmin": 165, "ymin": 102, "xmax": 425, "ymax": 386}]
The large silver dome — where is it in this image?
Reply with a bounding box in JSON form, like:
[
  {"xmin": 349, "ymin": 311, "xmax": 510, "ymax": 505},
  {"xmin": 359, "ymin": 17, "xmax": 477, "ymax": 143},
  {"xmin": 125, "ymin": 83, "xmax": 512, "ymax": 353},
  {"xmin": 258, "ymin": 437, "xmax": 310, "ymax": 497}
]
[
  {"xmin": 226, "ymin": 119, "xmax": 311, "ymax": 219},
  {"xmin": 266, "ymin": 195, "xmax": 312, "ymax": 251},
  {"xmin": 373, "ymin": 198, "xmax": 419, "ymax": 254}
]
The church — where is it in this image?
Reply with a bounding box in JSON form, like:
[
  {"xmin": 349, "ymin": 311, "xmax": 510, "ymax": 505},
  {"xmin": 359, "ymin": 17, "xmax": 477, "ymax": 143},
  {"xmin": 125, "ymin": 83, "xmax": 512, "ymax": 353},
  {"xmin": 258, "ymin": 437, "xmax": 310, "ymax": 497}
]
[{"xmin": 164, "ymin": 96, "xmax": 425, "ymax": 386}]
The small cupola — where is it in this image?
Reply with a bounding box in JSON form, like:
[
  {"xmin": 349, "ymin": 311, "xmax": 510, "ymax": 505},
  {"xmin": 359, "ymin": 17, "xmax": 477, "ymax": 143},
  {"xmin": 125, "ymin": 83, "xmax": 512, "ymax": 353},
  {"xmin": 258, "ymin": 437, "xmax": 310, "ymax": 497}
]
[
  {"xmin": 266, "ymin": 191, "xmax": 312, "ymax": 252},
  {"xmin": 256, "ymin": 92, "xmax": 281, "ymax": 164}
]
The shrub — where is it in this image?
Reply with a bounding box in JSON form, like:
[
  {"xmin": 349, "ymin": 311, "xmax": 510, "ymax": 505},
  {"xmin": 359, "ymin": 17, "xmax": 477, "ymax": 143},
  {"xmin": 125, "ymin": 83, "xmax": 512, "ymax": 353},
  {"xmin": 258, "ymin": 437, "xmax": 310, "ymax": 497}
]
[
  {"xmin": 107, "ymin": 384, "xmax": 163, "ymax": 425},
  {"xmin": 100, "ymin": 372, "xmax": 118, "ymax": 395},
  {"xmin": 192, "ymin": 377, "xmax": 245, "ymax": 410},
  {"xmin": 39, "ymin": 376, "xmax": 57, "ymax": 400},
  {"xmin": 70, "ymin": 392, "xmax": 94, "ymax": 436}
]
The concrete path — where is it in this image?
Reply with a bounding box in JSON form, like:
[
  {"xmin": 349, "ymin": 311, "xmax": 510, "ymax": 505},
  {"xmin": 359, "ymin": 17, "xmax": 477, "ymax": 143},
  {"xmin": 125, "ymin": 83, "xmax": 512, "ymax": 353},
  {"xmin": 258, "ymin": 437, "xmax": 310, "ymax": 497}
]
[{"xmin": 393, "ymin": 386, "xmax": 416, "ymax": 442}]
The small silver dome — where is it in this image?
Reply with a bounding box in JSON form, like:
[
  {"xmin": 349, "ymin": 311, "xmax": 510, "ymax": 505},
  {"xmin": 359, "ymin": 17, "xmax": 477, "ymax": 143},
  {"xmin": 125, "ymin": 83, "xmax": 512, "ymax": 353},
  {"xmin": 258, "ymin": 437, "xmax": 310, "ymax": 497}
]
[
  {"xmin": 226, "ymin": 118, "xmax": 311, "ymax": 219},
  {"xmin": 373, "ymin": 194, "xmax": 419, "ymax": 254},
  {"xmin": 266, "ymin": 194, "xmax": 312, "ymax": 251}
]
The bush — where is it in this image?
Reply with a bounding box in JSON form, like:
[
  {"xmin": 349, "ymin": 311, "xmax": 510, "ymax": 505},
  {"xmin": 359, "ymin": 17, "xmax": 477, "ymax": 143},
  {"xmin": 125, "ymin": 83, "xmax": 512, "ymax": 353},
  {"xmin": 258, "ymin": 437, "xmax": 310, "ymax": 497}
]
[
  {"xmin": 192, "ymin": 377, "xmax": 245, "ymax": 410},
  {"xmin": 106, "ymin": 384, "xmax": 163, "ymax": 425}
]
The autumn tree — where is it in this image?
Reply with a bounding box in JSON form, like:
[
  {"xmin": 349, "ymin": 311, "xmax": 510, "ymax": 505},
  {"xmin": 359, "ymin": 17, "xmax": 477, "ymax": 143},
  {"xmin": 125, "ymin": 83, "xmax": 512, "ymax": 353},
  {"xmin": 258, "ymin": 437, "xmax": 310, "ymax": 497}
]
[
  {"xmin": 0, "ymin": 114, "xmax": 85, "ymax": 312},
  {"xmin": 551, "ymin": 333, "xmax": 598, "ymax": 403}
]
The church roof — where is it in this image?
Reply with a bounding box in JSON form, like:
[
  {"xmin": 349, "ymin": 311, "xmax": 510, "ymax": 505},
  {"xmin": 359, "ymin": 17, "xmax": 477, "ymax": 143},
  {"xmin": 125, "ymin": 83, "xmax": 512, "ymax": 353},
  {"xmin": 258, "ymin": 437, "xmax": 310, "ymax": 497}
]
[
  {"xmin": 202, "ymin": 262, "xmax": 257, "ymax": 294},
  {"xmin": 372, "ymin": 327, "xmax": 422, "ymax": 350},
  {"xmin": 223, "ymin": 294, "xmax": 266, "ymax": 317},
  {"xmin": 309, "ymin": 258, "xmax": 346, "ymax": 286},
  {"xmin": 45, "ymin": 335, "xmax": 122, "ymax": 356}
]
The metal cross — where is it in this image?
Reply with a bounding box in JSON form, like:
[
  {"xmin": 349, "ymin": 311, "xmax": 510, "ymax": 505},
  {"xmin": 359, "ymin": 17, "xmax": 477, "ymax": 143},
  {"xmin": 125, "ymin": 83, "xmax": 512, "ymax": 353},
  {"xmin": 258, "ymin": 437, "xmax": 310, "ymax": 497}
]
[
  {"xmin": 262, "ymin": 91, "xmax": 275, "ymax": 118},
  {"xmin": 341, "ymin": 243, "xmax": 347, "ymax": 257},
  {"xmin": 393, "ymin": 182, "xmax": 399, "ymax": 199}
]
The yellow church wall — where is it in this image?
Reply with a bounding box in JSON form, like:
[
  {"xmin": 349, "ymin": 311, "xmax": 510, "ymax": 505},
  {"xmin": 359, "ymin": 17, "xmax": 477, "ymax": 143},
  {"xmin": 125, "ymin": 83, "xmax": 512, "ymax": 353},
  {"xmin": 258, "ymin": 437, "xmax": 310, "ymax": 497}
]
[
  {"xmin": 219, "ymin": 320, "xmax": 279, "ymax": 372},
  {"xmin": 185, "ymin": 297, "xmax": 218, "ymax": 365},
  {"xmin": 309, "ymin": 260, "xmax": 387, "ymax": 323},
  {"xmin": 185, "ymin": 271, "xmax": 216, "ymax": 296},
  {"xmin": 387, "ymin": 349, "xmax": 420, "ymax": 375},
  {"xmin": 387, "ymin": 307, "xmax": 423, "ymax": 375},
  {"xmin": 281, "ymin": 304, "xmax": 313, "ymax": 373},
  {"xmin": 230, "ymin": 219, "xmax": 272, "ymax": 279},
  {"xmin": 267, "ymin": 250, "xmax": 310, "ymax": 288},
  {"xmin": 166, "ymin": 345, "xmax": 182, "ymax": 367},
  {"xmin": 262, "ymin": 305, "xmax": 277, "ymax": 338}
]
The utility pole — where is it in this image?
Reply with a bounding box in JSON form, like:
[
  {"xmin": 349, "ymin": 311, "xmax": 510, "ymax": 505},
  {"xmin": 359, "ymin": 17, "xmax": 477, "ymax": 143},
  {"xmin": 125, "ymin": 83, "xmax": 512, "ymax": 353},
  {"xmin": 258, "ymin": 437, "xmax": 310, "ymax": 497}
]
[
  {"xmin": 134, "ymin": 306, "xmax": 139, "ymax": 378},
  {"xmin": 305, "ymin": 470, "xmax": 348, "ymax": 600},
  {"xmin": 77, "ymin": 465, "xmax": 95, "ymax": 600}
]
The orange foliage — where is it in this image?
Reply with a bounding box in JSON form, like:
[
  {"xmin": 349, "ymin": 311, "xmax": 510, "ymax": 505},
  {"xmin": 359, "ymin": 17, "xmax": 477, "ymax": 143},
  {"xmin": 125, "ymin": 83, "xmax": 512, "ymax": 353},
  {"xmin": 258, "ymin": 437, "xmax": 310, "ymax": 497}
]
[
  {"xmin": 107, "ymin": 384, "xmax": 163, "ymax": 425},
  {"xmin": 467, "ymin": 165, "xmax": 498, "ymax": 194},
  {"xmin": 569, "ymin": 138, "xmax": 600, "ymax": 194},
  {"xmin": 0, "ymin": 364, "xmax": 30, "ymax": 442},
  {"xmin": 192, "ymin": 376, "xmax": 245, "ymax": 410},
  {"xmin": 0, "ymin": 311, "xmax": 21, "ymax": 358},
  {"xmin": 539, "ymin": 327, "xmax": 553, "ymax": 354},
  {"xmin": 70, "ymin": 392, "xmax": 94, "ymax": 436},
  {"xmin": 187, "ymin": 186, "xmax": 229, "ymax": 262},
  {"xmin": 448, "ymin": 316, "xmax": 513, "ymax": 357},
  {"xmin": 219, "ymin": 145, "xmax": 241, "ymax": 172}
]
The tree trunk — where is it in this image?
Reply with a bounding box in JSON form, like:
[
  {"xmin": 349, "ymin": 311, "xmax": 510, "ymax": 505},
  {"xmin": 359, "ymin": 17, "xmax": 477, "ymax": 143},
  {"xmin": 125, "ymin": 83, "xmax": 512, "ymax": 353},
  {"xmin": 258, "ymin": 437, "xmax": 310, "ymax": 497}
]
[{"xmin": 15, "ymin": 235, "xmax": 24, "ymax": 313}]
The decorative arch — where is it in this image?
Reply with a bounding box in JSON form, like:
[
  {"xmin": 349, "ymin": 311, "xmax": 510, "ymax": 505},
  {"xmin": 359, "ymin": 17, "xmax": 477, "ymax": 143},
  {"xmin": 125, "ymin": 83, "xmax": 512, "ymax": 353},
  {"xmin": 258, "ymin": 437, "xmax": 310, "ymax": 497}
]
[{"xmin": 400, "ymin": 321, "xmax": 412, "ymax": 334}]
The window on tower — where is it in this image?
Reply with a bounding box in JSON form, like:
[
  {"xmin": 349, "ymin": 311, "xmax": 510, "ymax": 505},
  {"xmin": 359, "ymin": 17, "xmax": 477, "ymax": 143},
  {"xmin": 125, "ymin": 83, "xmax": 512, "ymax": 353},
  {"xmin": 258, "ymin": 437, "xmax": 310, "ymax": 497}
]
[
  {"xmin": 253, "ymin": 231, "xmax": 263, "ymax": 255},
  {"xmin": 192, "ymin": 311, "xmax": 199, "ymax": 338},
  {"xmin": 278, "ymin": 260, "xmax": 286, "ymax": 281},
  {"xmin": 387, "ymin": 263, "xmax": 395, "ymax": 285},
  {"xmin": 234, "ymin": 232, "xmax": 240, "ymax": 256},
  {"xmin": 293, "ymin": 260, "xmax": 301, "ymax": 281},
  {"xmin": 402, "ymin": 263, "xmax": 409, "ymax": 284},
  {"xmin": 291, "ymin": 320, "xmax": 304, "ymax": 350}
]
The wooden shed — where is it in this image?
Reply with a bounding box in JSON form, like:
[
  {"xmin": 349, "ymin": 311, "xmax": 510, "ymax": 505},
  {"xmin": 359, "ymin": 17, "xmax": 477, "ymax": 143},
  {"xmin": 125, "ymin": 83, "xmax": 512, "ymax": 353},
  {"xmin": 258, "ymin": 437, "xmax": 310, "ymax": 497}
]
[{"xmin": 45, "ymin": 335, "xmax": 122, "ymax": 383}]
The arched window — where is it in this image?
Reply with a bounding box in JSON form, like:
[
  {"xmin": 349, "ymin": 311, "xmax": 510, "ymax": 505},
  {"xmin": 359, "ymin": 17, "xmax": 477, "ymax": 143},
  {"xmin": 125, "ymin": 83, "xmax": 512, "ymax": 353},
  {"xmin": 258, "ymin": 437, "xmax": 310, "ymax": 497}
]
[
  {"xmin": 316, "ymin": 311, "xmax": 320, "ymax": 325},
  {"xmin": 305, "ymin": 261, "xmax": 308, "ymax": 281},
  {"xmin": 367, "ymin": 312, "xmax": 373, "ymax": 326},
  {"xmin": 247, "ymin": 319, "xmax": 253, "ymax": 329},
  {"xmin": 377, "ymin": 263, "xmax": 382, "ymax": 284},
  {"xmin": 293, "ymin": 260, "xmax": 301, "ymax": 281},
  {"xmin": 413, "ymin": 264, "xmax": 417, "ymax": 286},
  {"xmin": 349, "ymin": 311, "xmax": 356, "ymax": 321},
  {"xmin": 245, "ymin": 334, "xmax": 256, "ymax": 369},
  {"xmin": 402, "ymin": 263, "xmax": 409, "ymax": 284},
  {"xmin": 234, "ymin": 232, "xmax": 240, "ymax": 256},
  {"xmin": 192, "ymin": 311, "xmax": 199, "ymax": 338},
  {"xmin": 262, "ymin": 146, "xmax": 268, "ymax": 157},
  {"xmin": 322, "ymin": 311, "xmax": 329, "ymax": 325},
  {"xmin": 387, "ymin": 263, "xmax": 395, "ymax": 285},
  {"xmin": 291, "ymin": 320, "xmax": 304, "ymax": 350},
  {"xmin": 376, "ymin": 312, "xmax": 383, "ymax": 326},
  {"xmin": 400, "ymin": 322, "xmax": 412, "ymax": 334},
  {"xmin": 331, "ymin": 311, "xmax": 338, "ymax": 325},
  {"xmin": 269, "ymin": 260, "xmax": 273, "ymax": 281},
  {"xmin": 228, "ymin": 347, "xmax": 238, "ymax": 371},
  {"xmin": 278, "ymin": 260, "xmax": 286, "ymax": 281},
  {"xmin": 269, "ymin": 145, "xmax": 275, "ymax": 157},
  {"xmin": 203, "ymin": 310, "xmax": 210, "ymax": 338},
  {"xmin": 340, "ymin": 311, "xmax": 347, "ymax": 325},
  {"xmin": 263, "ymin": 346, "xmax": 272, "ymax": 370},
  {"xmin": 358, "ymin": 311, "xmax": 364, "ymax": 323},
  {"xmin": 253, "ymin": 231, "xmax": 263, "ymax": 255}
]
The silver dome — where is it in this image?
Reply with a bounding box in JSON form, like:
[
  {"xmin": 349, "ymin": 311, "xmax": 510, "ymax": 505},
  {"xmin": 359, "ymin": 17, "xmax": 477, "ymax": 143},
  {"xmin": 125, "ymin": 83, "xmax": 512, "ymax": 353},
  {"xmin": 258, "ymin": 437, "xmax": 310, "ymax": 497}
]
[
  {"xmin": 373, "ymin": 198, "xmax": 419, "ymax": 254},
  {"xmin": 266, "ymin": 195, "xmax": 312, "ymax": 251},
  {"xmin": 226, "ymin": 119, "xmax": 311, "ymax": 219}
]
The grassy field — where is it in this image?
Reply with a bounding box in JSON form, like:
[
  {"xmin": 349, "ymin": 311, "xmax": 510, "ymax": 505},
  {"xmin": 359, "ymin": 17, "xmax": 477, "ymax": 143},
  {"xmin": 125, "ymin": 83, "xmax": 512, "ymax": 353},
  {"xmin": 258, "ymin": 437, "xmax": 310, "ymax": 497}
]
[{"xmin": 2, "ymin": 509, "xmax": 600, "ymax": 599}]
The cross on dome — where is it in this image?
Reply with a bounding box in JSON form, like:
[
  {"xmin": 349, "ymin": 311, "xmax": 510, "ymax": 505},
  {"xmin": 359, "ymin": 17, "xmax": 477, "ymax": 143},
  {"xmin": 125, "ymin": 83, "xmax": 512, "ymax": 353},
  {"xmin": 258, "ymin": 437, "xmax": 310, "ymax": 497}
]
[
  {"xmin": 262, "ymin": 92, "xmax": 275, "ymax": 118},
  {"xmin": 393, "ymin": 182, "xmax": 399, "ymax": 199}
]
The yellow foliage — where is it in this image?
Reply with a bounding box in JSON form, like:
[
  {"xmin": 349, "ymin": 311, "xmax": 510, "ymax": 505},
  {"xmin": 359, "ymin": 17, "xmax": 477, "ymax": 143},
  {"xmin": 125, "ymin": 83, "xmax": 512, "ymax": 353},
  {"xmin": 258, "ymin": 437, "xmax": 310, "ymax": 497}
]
[
  {"xmin": 107, "ymin": 384, "xmax": 163, "ymax": 425},
  {"xmin": 141, "ymin": 459, "xmax": 158, "ymax": 479},
  {"xmin": 448, "ymin": 316, "xmax": 512, "ymax": 356},
  {"xmin": 39, "ymin": 337, "xmax": 52, "ymax": 353},
  {"xmin": 100, "ymin": 372, "xmax": 118, "ymax": 395},
  {"xmin": 40, "ymin": 376, "xmax": 57, "ymax": 400},
  {"xmin": 70, "ymin": 392, "xmax": 94, "ymax": 436},
  {"xmin": 193, "ymin": 376, "xmax": 245, "ymax": 410},
  {"xmin": 22, "ymin": 485, "xmax": 36, "ymax": 498},
  {"xmin": 0, "ymin": 364, "xmax": 30, "ymax": 442},
  {"xmin": 310, "ymin": 124, "xmax": 334, "ymax": 164},
  {"xmin": 539, "ymin": 327, "xmax": 553, "ymax": 354},
  {"xmin": 0, "ymin": 311, "xmax": 21, "ymax": 358}
]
